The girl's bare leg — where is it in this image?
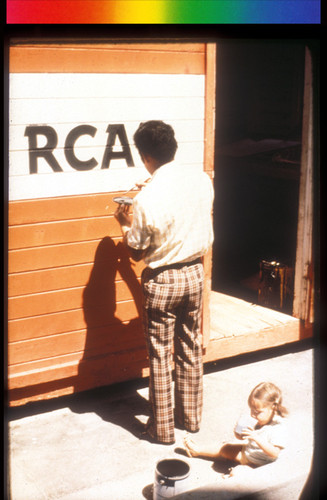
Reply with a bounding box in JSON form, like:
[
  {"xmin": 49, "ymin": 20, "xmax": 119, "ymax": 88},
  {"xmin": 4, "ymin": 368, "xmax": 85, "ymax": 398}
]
[
  {"xmin": 218, "ymin": 443, "xmax": 243, "ymax": 462},
  {"xmin": 183, "ymin": 434, "xmax": 202, "ymax": 457},
  {"xmin": 184, "ymin": 434, "xmax": 243, "ymax": 462}
]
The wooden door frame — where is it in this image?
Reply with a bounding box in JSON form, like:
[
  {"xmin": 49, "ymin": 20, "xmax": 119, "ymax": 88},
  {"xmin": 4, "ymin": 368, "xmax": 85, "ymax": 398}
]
[
  {"xmin": 202, "ymin": 43, "xmax": 216, "ymax": 349},
  {"xmin": 293, "ymin": 46, "xmax": 316, "ymax": 329}
]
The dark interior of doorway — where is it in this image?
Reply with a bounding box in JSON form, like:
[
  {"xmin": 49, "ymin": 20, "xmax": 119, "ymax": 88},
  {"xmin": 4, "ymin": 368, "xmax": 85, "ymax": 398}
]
[{"xmin": 211, "ymin": 41, "xmax": 305, "ymax": 314}]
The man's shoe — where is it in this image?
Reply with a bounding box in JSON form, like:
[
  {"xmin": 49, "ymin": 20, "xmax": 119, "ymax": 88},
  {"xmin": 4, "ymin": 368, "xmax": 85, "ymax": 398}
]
[{"xmin": 140, "ymin": 426, "xmax": 175, "ymax": 445}]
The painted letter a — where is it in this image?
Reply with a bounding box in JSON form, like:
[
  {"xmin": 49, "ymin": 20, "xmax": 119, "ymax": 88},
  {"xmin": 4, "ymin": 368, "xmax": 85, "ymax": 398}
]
[{"xmin": 101, "ymin": 124, "xmax": 134, "ymax": 168}]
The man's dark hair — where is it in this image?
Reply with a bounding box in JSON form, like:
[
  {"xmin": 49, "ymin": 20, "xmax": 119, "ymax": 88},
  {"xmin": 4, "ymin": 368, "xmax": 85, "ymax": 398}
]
[{"xmin": 133, "ymin": 120, "xmax": 178, "ymax": 166}]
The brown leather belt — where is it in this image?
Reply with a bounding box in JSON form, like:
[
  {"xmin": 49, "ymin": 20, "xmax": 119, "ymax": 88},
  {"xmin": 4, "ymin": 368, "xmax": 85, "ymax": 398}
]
[{"xmin": 147, "ymin": 257, "xmax": 202, "ymax": 276}]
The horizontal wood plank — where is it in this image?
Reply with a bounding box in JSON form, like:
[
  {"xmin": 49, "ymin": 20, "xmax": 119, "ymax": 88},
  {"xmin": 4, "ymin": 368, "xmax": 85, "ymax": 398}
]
[
  {"xmin": 8, "ymin": 239, "xmax": 122, "ymax": 273},
  {"xmin": 9, "ymin": 263, "xmax": 96, "ymax": 296},
  {"xmin": 10, "ymin": 97, "xmax": 204, "ymax": 127},
  {"xmin": 8, "ymin": 259, "xmax": 144, "ymax": 296},
  {"xmin": 8, "ymin": 216, "xmax": 121, "ymax": 250},
  {"xmin": 8, "ymin": 192, "xmax": 137, "ymax": 226},
  {"xmin": 8, "ymin": 352, "xmax": 150, "ymax": 406},
  {"xmin": 8, "ymin": 277, "xmax": 143, "ymax": 320},
  {"xmin": 9, "ymin": 76, "xmax": 205, "ymax": 101},
  {"xmin": 9, "ymin": 319, "xmax": 144, "ymax": 365},
  {"xmin": 8, "ymin": 300, "xmax": 140, "ymax": 342},
  {"xmin": 8, "ymin": 344, "xmax": 148, "ymax": 386},
  {"xmin": 8, "ymin": 343, "xmax": 149, "ymax": 391},
  {"xmin": 10, "ymin": 44, "xmax": 205, "ymax": 74},
  {"xmin": 11, "ymin": 43, "xmax": 205, "ymax": 53}
]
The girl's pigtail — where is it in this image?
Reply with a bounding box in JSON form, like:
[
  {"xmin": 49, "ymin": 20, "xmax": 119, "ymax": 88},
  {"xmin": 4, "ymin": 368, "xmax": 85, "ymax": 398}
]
[{"xmin": 275, "ymin": 398, "xmax": 288, "ymax": 417}]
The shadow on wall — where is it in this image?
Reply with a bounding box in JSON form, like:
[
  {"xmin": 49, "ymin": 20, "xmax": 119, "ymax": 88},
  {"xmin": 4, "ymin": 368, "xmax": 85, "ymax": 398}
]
[
  {"xmin": 68, "ymin": 237, "xmax": 150, "ymax": 438},
  {"xmin": 75, "ymin": 236, "xmax": 147, "ymax": 394},
  {"xmin": 8, "ymin": 236, "xmax": 147, "ymax": 411}
]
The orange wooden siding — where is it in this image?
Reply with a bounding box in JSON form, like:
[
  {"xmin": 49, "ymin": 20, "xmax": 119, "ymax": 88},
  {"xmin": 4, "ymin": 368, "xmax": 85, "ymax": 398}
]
[
  {"xmin": 8, "ymin": 42, "xmax": 216, "ymax": 406},
  {"xmin": 8, "ymin": 191, "xmax": 147, "ymax": 404},
  {"xmin": 10, "ymin": 43, "xmax": 206, "ymax": 74}
]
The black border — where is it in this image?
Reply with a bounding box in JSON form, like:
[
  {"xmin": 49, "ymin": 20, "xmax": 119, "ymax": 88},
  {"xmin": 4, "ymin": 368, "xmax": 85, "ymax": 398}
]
[{"xmin": 2, "ymin": 17, "xmax": 323, "ymax": 500}]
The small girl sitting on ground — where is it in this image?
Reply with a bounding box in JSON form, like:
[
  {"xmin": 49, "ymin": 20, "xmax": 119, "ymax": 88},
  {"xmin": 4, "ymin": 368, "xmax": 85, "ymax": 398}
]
[{"xmin": 184, "ymin": 382, "xmax": 288, "ymax": 476}]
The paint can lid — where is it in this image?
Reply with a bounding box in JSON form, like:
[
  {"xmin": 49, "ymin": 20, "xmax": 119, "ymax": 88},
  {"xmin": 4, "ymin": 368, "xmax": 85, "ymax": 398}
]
[{"xmin": 113, "ymin": 196, "xmax": 133, "ymax": 205}]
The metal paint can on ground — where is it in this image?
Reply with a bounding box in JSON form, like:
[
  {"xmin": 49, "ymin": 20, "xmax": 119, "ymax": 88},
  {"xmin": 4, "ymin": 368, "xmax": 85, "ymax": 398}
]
[{"xmin": 154, "ymin": 458, "xmax": 191, "ymax": 499}]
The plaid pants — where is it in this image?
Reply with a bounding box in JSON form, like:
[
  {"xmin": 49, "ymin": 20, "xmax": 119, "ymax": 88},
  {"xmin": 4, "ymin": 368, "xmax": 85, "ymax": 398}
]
[{"xmin": 142, "ymin": 262, "xmax": 204, "ymax": 443}]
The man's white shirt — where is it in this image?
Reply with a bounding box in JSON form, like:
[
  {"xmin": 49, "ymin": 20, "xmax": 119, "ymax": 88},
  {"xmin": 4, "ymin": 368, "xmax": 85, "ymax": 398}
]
[{"xmin": 127, "ymin": 161, "xmax": 214, "ymax": 269}]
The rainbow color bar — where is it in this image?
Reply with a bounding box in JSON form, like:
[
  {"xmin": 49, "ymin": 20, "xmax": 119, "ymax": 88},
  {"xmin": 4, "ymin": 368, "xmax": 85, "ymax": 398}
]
[{"xmin": 7, "ymin": 0, "xmax": 320, "ymax": 24}]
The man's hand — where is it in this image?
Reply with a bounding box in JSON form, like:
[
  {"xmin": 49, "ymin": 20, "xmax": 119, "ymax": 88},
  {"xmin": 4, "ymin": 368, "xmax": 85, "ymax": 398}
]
[
  {"xmin": 114, "ymin": 203, "xmax": 132, "ymax": 230},
  {"xmin": 135, "ymin": 177, "xmax": 151, "ymax": 190},
  {"xmin": 114, "ymin": 201, "xmax": 148, "ymax": 262}
]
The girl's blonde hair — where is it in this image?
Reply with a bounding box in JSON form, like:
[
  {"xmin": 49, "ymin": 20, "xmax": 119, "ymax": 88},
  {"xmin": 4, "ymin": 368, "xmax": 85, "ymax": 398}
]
[{"xmin": 248, "ymin": 382, "xmax": 288, "ymax": 417}]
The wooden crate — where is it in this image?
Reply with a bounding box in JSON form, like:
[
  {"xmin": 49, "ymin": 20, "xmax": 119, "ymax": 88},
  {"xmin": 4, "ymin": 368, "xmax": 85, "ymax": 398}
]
[{"xmin": 8, "ymin": 42, "xmax": 216, "ymax": 406}]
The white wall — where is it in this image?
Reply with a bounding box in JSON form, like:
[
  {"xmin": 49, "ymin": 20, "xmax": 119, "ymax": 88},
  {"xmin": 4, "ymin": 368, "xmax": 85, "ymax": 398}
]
[{"xmin": 9, "ymin": 73, "xmax": 205, "ymax": 200}]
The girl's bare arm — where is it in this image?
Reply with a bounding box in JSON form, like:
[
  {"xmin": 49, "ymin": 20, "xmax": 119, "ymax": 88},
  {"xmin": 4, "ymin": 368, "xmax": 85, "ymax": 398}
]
[{"xmin": 242, "ymin": 429, "xmax": 282, "ymax": 459}]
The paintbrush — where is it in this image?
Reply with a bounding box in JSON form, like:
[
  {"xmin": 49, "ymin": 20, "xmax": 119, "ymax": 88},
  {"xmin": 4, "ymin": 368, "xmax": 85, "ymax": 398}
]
[
  {"xmin": 113, "ymin": 178, "xmax": 151, "ymax": 205},
  {"xmin": 121, "ymin": 177, "xmax": 151, "ymax": 195}
]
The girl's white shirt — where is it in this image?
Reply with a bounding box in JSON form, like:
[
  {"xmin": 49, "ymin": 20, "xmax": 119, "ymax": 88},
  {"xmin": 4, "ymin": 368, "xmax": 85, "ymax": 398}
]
[{"xmin": 243, "ymin": 414, "xmax": 288, "ymax": 466}]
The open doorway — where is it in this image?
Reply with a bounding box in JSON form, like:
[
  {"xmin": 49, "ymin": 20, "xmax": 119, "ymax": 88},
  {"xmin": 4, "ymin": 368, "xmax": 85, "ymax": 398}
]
[{"xmin": 212, "ymin": 41, "xmax": 305, "ymax": 316}]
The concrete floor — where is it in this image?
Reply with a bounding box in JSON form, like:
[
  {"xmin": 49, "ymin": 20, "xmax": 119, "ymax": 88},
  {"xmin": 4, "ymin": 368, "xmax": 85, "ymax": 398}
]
[{"xmin": 7, "ymin": 341, "xmax": 316, "ymax": 500}]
